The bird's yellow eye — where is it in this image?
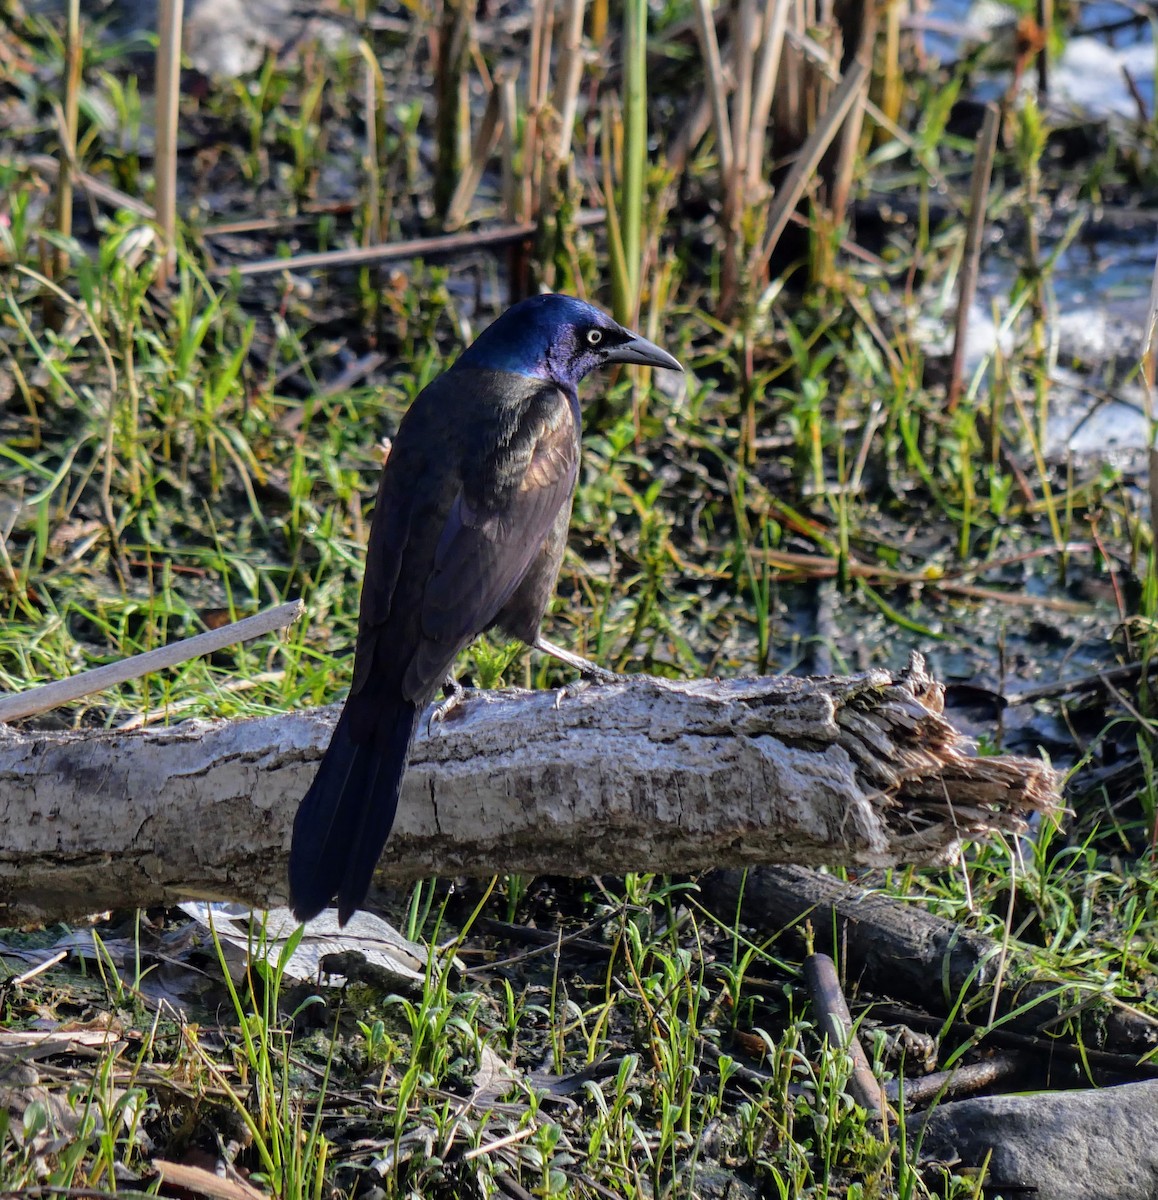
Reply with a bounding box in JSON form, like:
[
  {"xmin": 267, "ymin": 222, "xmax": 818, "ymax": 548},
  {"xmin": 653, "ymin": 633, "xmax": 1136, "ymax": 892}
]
[{"xmin": 586, "ymin": 329, "xmax": 604, "ymax": 346}]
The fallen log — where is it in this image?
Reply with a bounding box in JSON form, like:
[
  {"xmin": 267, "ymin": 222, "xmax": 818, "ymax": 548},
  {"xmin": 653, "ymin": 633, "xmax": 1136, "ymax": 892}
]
[
  {"xmin": 701, "ymin": 864, "xmax": 1158, "ymax": 1060},
  {"xmin": 0, "ymin": 654, "xmax": 1058, "ymax": 922}
]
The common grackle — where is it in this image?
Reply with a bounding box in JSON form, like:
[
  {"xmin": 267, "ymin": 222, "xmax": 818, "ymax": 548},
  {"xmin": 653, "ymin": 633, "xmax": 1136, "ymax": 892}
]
[{"xmin": 289, "ymin": 294, "xmax": 683, "ymax": 923}]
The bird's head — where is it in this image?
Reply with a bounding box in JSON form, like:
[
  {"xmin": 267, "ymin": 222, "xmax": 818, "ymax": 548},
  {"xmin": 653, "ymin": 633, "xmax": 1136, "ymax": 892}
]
[{"xmin": 454, "ymin": 294, "xmax": 683, "ymax": 390}]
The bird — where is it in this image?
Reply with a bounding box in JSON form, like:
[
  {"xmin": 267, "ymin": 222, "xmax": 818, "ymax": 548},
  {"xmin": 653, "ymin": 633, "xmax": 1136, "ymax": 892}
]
[{"xmin": 288, "ymin": 293, "xmax": 683, "ymax": 924}]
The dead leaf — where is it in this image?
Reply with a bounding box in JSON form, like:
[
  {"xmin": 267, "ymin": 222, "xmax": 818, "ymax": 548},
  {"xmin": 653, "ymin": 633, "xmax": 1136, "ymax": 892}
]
[{"xmin": 154, "ymin": 1159, "xmax": 270, "ymax": 1200}]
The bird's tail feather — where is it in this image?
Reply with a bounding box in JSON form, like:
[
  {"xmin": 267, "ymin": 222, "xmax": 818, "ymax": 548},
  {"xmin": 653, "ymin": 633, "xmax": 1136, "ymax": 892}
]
[{"xmin": 288, "ymin": 698, "xmax": 420, "ymax": 924}]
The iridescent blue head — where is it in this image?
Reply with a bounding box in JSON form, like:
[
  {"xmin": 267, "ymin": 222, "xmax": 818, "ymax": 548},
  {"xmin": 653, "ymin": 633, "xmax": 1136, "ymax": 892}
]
[{"xmin": 454, "ymin": 294, "xmax": 682, "ymax": 391}]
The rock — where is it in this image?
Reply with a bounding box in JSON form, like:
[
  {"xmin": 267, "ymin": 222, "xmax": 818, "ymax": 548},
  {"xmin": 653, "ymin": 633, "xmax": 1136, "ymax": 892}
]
[{"xmin": 910, "ymin": 1079, "xmax": 1158, "ymax": 1200}]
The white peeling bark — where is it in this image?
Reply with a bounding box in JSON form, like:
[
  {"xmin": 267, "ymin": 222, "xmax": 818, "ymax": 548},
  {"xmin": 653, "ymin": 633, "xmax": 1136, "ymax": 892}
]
[{"xmin": 0, "ymin": 655, "xmax": 1058, "ymax": 922}]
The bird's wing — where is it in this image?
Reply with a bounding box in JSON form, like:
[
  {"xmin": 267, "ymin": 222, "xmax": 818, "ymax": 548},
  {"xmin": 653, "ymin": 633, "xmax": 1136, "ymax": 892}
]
[{"xmin": 401, "ymin": 387, "xmax": 579, "ymax": 701}]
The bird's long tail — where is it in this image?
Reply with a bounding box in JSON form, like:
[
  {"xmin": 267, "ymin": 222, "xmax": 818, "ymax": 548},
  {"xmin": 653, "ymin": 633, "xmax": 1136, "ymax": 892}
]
[{"xmin": 288, "ymin": 697, "xmax": 420, "ymax": 924}]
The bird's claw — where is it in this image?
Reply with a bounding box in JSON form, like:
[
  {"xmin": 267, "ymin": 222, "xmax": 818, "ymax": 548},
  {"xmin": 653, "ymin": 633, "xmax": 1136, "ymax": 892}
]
[{"xmin": 426, "ymin": 676, "xmax": 468, "ymax": 735}]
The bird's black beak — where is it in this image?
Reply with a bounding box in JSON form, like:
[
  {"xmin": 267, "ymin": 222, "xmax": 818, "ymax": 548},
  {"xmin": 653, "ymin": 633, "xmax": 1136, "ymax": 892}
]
[{"xmin": 604, "ymin": 332, "xmax": 683, "ymax": 372}]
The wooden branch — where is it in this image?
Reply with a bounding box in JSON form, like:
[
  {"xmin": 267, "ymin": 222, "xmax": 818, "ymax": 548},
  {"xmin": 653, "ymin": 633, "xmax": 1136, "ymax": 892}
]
[
  {"xmin": 0, "ymin": 601, "xmax": 304, "ymax": 723},
  {"xmin": 701, "ymin": 863, "xmax": 1158, "ymax": 1060},
  {"xmin": 0, "ymin": 654, "xmax": 1059, "ymax": 922}
]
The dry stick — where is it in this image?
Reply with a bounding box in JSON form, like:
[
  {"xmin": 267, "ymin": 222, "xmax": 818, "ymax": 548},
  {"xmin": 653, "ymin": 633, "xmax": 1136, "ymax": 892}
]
[
  {"xmin": 745, "ymin": 0, "xmax": 791, "ymax": 200},
  {"xmin": 23, "ymin": 154, "xmax": 154, "ymax": 219},
  {"xmin": 445, "ymin": 67, "xmax": 511, "ymax": 229},
  {"xmin": 693, "ymin": 0, "xmax": 734, "ymax": 182},
  {"xmin": 0, "ymin": 600, "xmax": 304, "ymax": 724},
  {"xmin": 1005, "ymin": 659, "xmax": 1158, "ymax": 707},
  {"xmin": 213, "ymin": 221, "xmax": 539, "ymax": 277},
  {"xmin": 499, "ymin": 72, "xmax": 521, "ymax": 220},
  {"xmin": 802, "ymin": 952, "xmax": 887, "ymax": 1125},
  {"xmin": 54, "ymin": 0, "xmax": 81, "ymax": 283},
  {"xmin": 826, "ymin": 5, "xmax": 877, "ymax": 228},
  {"xmin": 360, "ymin": 37, "xmax": 382, "ymax": 246},
  {"xmin": 947, "ymin": 103, "xmax": 1000, "ymax": 412},
  {"xmin": 1036, "ymin": 0, "xmax": 1052, "ymax": 99},
  {"xmin": 730, "ymin": 0, "xmax": 758, "ymax": 198},
  {"xmin": 756, "ymin": 58, "xmax": 867, "ymax": 273},
  {"xmin": 883, "ymin": 1055, "xmax": 1029, "ymax": 1108},
  {"xmin": 215, "ymin": 213, "xmax": 607, "ymax": 279},
  {"xmin": 1142, "ymin": 239, "xmax": 1158, "ymax": 532},
  {"xmin": 153, "ymin": 0, "xmax": 184, "ymax": 285},
  {"xmin": 553, "ymin": 0, "xmax": 588, "ymax": 167}
]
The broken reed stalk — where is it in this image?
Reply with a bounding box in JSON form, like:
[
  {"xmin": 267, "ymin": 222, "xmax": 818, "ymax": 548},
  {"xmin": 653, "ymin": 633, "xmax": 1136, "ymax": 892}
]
[
  {"xmin": 358, "ymin": 33, "xmax": 383, "ymax": 244},
  {"xmin": 211, "ymin": 220, "xmax": 549, "ymax": 277},
  {"xmin": 53, "ymin": 0, "xmax": 81, "ymax": 283},
  {"xmin": 552, "ymin": 0, "xmax": 587, "ymax": 168},
  {"xmin": 445, "ymin": 65, "xmax": 512, "ymax": 230},
  {"xmin": 1143, "ymin": 241, "xmax": 1158, "ymax": 547},
  {"xmin": 24, "ymin": 154, "xmax": 154, "ymax": 219},
  {"xmin": 434, "ymin": 0, "xmax": 472, "ymax": 219},
  {"xmin": 730, "ymin": 0, "xmax": 757, "ymax": 200},
  {"xmin": 153, "ymin": 0, "xmax": 184, "ymax": 285},
  {"xmin": 523, "ymin": 0, "xmax": 553, "ymax": 219},
  {"xmin": 1036, "ymin": 0, "xmax": 1051, "ymax": 98},
  {"xmin": 745, "ymin": 0, "xmax": 791, "ymax": 200},
  {"xmin": 614, "ymin": 0, "xmax": 647, "ymax": 325},
  {"xmin": 0, "ymin": 600, "xmax": 304, "ymax": 724},
  {"xmin": 947, "ymin": 103, "xmax": 1000, "ymax": 412},
  {"xmin": 825, "ymin": 5, "xmax": 877, "ymax": 232},
  {"xmin": 693, "ymin": 0, "xmax": 734, "ymax": 183},
  {"xmin": 499, "ymin": 71, "xmax": 520, "ymax": 221},
  {"xmin": 756, "ymin": 57, "xmax": 868, "ymax": 273}
]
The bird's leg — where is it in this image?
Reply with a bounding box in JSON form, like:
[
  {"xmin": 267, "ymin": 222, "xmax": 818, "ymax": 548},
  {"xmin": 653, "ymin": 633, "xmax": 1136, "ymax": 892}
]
[
  {"xmin": 533, "ymin": 636, "xmax": 621, "ymax": 686},
  {"xmin": 426, "ymin": 673, "xmax": 468, "ymax": 734}
]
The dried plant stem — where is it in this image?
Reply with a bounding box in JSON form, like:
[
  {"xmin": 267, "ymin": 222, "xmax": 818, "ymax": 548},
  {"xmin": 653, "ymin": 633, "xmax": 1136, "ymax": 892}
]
[
  {"xmin": 730, "ymin": 0, "xmax": 757, "ymax": 195},
  {"xmin": 53, "ymin": 0, "xmax": 81, "ymax": 282},
  {"xmin": 434, "ymin": 0, "xmax": 472, "ymax": 218},
  {"xmin": 617, "ymin": 0, "xmax": 647, "ymax": 323},
  {"xmin": 499, "ymin": 71, "xmax": 521, "ymax": 221},
  {"xmin": 445, "ymin": 67, "xmax": 513, "ymax": 229},
  {"xmin": 153, "ymin": 0, "xmax": 184, "ymax": 285},
  {"xmin": 523, "ymin": 0, "xmax": 554, "ymax": 218},
  {"xmin": 0, "ymin": 601, "xmax": 304, "ymax": 724},
  {"xmin": 359, "ymin": 34, "xmax": 383, "ymax": 244},
  {"xmin": 553, "ymin": 0, "xmax": 588, "ymax": 167},
  {"xmin": 745, "ymin": 0, "xmax": 791, "ymax": 199},
  {"xmin": 756, "ymin": 57, "xmax": 868, "ymax": 272},
  {"xmin": 948, "ymin": 103, "xmax": 1000, "ymax": 412},
  {"xmin": 1036, "ymin": 0, "xmax": 1052, "ymax": 97},
  {"xmin": 826, "ymin": 3, "xmax": 877, "ymax": 225},
  {"xmin": 693, "ymin": 0, "xmax": 733, "ymax": 182},
  {"xmin": 214, "ymin": 217, "xmax": 610, "ymax": 279}
]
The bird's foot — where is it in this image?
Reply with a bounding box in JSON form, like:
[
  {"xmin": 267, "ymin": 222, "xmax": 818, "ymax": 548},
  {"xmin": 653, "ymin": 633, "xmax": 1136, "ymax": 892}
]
[
  {"xmin": 426, "ymin": 675, "xmax": 468, "ymax": 734},
  {"xmin": 533, "ymin": 637, "xmax": 621, "ymax": 707}
]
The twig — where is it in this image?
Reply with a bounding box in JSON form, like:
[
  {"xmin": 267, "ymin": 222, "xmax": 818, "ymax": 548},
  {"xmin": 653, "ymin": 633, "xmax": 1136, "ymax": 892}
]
[
  {"xmin": 745, "ymin": 0, "xmax": 790, "ymax": 200},
  {"xmin": 446, "ymin": 66, "xmax": 512, "ymax": 230},
  {"xmin": 53, "ymin": 0, "xmax": 81, "ymax": 283},
  {"xmin": 214, "ymin": 220, "xmax": 574, "ymax": 278},
  {"xmin": 153, "ymin": 0, "xmax": 184, "ymax": 285},
  {"xmin": 552, "ymin": 0, "xmax": 588, "ymax": 167},
  {"xmin": 756, "ymin": 58, "xmax": 868, "ymax": 272},
  {"xmin": 948, "ymin": 103, "xmax": 1000, "ymax": 411},
  {"xmin": 692, "ymin": 0, "xmax": 733, "ymax": 181},
  {"xmin": 1004, "ymin": 660, "xmax": 1158, "ymax": 707},
  {"xmin": 20, "ymin": 153, "xmax": 154, "ymax": 218},
  {"xmin": 883, "ymin": 1054, "xmax": 1028, "ymax": 1108},
  {"xmin": 0, "ymin": 600, "xmax": 304, "ymax": 723},
  {"xmin": 803, "ymin": 952, "xmax": 887, "ymax": 1125}
]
